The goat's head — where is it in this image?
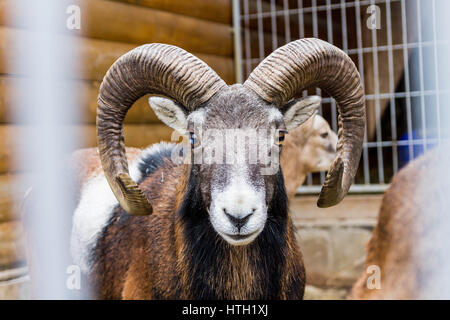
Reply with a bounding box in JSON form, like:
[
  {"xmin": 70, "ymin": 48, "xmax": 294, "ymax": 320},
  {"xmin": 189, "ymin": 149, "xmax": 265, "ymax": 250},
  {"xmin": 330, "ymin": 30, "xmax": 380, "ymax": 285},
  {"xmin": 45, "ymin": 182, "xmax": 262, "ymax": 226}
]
[
  {"xmin": 148, "ymin": 89, "xmax": 321, "ymax": 245},
  {"xmin": 288, "ymin": 114, "xmax": 338, "ymax": 173},
  {"xmin": 96, "ymin": 39, "xmax": 365, "ymax": 245}
]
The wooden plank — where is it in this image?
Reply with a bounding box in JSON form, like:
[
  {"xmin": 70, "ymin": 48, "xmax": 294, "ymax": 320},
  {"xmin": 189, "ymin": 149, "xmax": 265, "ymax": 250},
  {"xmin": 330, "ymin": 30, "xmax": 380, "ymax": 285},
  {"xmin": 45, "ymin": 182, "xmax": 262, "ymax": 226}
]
[
  {"xmin": 110, "ymin": 0, "xmax": 231, "ymax": 24},
  {"xmin": 76, "ymin": 37, "xmax": 234, "ymax": 83},
  {"xmin": 290, "ymin": 194, "xmax": 381, "ymax": 226},
  {"xmin": 0, "ymin": 266, "xmax": 27, "ymax": 281},
  {"xmin": 0, "ymin": 122, "xmax": 177, "ymax": 220},
  {"xmin": 0, "ymin": 124, "xmax": 176, "ymax": 174},
  {"xmin": 0, "ymin": 27, "xmax": 235, "ymax": 84},
  {"xmin": 0, "ymin": 221, "xmax": 25, "ymax": 267},
  {"xmin": 0, "ymin": 174, "xmax": 28, "ymax": 222},
  {"xmin": 0, "ymin": 76, "xmax": 162, "ymax": 124},
  {"xmin": 0, "ymin": 123, "xmax": 176, "ymax": 221},
  {"xmin": 0, "ymin": 0, "xmax": 233, "ymax": 57},
  {"xmin": 0, "ymin": 275, "xmax": 29, "ymax": 299},
  {"xmin": 0, "ymin": 77, "xmax": 15, "ymax": 124},
  {"xmin": 0, "ymin": 76, "xmax": 168, "ymax": 124},
  {"xmin": 0, "ymin": 125, "xmax": 17, "ymax": 174}
]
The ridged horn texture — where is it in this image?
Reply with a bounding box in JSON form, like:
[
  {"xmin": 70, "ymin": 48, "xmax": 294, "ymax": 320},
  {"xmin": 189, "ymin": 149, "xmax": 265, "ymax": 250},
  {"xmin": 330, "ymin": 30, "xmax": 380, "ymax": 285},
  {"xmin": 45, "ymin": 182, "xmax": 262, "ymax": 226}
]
[
  {"xmin": 97, "ymin": 44, "xmax": 227, "ymax": 215},
  {"xmin": 244, "ymin": 38, "xmax": 365, "ymax": 208}
]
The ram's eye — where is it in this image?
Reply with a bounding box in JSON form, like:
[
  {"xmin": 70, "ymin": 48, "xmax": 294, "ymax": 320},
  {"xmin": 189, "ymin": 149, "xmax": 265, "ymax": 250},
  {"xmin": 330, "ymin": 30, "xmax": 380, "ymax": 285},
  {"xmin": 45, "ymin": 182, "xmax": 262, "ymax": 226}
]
[
  {"xmin": 189, "ymin": 132, "xmax": 200, "ymax": 148},
  {"xmin": 275, "ymin": 130, "xmax": 288, "ymax": 146},
  {"xmin": 320, "ymin": 131, "xmax": 329, "ymax": 138}
]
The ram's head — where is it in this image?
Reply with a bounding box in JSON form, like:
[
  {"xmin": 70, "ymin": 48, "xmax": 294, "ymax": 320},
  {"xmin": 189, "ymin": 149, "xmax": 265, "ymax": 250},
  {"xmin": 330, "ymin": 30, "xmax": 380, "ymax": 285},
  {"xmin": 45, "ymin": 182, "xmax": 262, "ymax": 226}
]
[{"xmin": 97, "ymin": 39, "xmax": 365, "ymax": 245}]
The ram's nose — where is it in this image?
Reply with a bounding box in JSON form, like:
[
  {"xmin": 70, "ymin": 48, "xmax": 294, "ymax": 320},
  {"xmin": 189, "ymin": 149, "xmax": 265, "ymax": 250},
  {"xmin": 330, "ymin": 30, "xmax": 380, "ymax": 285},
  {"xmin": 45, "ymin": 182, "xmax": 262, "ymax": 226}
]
[{"xmin": 223, "ymin": 209, "xmax": 254, "ymax": 232}]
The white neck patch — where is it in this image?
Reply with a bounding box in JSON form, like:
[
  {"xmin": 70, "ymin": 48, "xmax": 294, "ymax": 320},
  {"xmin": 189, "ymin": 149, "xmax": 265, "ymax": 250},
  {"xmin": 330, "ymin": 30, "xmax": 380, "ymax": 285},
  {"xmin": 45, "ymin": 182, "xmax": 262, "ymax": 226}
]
[
  {"xmin": 267, "ymin": 107, "xmax": 283, "ymax": 123},
  {"xmin": 187, "ymin": 109, "xmax": 206, "ymax": 126},
  {"xmin": 70, "ymin": 152, "xmax": 143, "ymax": 274}
]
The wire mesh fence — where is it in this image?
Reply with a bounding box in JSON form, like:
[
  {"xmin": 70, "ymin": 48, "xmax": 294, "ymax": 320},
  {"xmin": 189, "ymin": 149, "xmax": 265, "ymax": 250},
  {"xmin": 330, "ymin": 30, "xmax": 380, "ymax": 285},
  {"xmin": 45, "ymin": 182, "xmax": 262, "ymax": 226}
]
[{"xmin": 234, "ymin": 0, "xmax": 450, "ymax": 193}]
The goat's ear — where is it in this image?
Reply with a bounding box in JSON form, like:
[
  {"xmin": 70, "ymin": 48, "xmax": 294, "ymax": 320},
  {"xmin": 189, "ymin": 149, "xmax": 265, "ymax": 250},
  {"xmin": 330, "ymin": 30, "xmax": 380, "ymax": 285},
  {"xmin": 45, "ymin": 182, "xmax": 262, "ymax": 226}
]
[
  {"xmin": 148, "ymin": 97, "xmax": 188, "ymax": 133},
  {"xmin": 281, "ymin": 95, "xmax": 321, "ymax": 130}
]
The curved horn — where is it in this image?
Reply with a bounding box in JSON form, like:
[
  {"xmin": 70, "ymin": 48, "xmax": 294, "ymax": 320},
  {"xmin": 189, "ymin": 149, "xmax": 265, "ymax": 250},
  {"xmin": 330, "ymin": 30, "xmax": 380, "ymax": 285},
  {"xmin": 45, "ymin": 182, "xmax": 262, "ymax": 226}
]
[
  {"xmin": 97, "ymin": 44, "xmax": 227, "ymax": 215},
  {"xmin": 244, "ymin": 38, "xmax": 365, "ymax": 208}
]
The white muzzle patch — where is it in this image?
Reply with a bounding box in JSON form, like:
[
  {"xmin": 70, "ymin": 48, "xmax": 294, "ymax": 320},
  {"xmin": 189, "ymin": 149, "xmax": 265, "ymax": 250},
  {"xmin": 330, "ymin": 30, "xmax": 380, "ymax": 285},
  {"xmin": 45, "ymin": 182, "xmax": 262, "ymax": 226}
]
[{"xmin": 209, "ymin": 169, "xmax": 267, "ymax": 246}]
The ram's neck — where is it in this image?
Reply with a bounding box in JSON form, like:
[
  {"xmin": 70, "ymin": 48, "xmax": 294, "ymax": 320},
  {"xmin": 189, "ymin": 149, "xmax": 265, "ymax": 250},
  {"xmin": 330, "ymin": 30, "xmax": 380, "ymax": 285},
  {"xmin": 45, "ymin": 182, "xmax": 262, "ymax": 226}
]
[{"xmin": 174, "ymin": 171, "xmax": 303, "ymax": 299}]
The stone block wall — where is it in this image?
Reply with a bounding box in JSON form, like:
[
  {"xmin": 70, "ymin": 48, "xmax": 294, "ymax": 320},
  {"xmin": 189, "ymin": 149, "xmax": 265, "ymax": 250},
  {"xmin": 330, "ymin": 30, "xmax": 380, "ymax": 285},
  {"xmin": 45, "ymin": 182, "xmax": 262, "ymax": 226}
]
[{"xmin": 291, "ymin": 195, "xmax": 382, "ymax": 299}]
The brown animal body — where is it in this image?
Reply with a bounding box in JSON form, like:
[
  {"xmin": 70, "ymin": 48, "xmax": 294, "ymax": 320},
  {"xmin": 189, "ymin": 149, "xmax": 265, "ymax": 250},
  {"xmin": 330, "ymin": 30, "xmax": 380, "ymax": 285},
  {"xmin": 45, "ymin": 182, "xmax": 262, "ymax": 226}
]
[
  {"xmin": 74, "ymin": 112, "xmax": 337, "ymax": 298},
  {"xmin": 53, "ymin": 39, "xmax": 365, "ymax": 299},
  {"xmin": 281, "ymin": 114, "xmax": 337, "ymax": 198},
  {"xmin": 350, "ymin": 146, "xmax": 450, "ymax": 299},
  {"xmin": 71, "ymin": 143, "xmax": 305, "ymax": 299}
]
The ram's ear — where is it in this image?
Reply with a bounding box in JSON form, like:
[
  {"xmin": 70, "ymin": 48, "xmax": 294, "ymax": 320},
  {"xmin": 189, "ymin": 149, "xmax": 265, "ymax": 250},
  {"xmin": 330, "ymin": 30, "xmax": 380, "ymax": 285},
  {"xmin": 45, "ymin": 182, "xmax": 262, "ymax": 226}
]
[
  {"xmin": 281, "ymin": 96, "xmax": 321, "ymax": 130},
  {"xmin": 148, "ymin": 97, "xmax": 188, "ymax": 133}
]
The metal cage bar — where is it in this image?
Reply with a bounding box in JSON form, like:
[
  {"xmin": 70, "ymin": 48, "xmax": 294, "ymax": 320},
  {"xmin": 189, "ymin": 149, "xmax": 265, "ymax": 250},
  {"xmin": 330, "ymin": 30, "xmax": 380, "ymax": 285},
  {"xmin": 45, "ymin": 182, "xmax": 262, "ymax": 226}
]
[
  {"xmin": 234, "ymin": 0, "xmax": 448, "ymax": 194},
  {"xmin": 431, "ymin": 0, "xmax": 442, "ymax": 143}
]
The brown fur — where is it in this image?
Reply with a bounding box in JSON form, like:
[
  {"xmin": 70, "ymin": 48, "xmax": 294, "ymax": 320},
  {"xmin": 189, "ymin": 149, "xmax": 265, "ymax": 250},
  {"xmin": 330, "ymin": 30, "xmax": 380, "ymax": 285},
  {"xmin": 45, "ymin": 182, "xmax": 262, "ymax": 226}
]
[
  {"xmin": 281, "ymin": 121, "xmax": 312, "ymax": 198},
  {"xmin": 69, "ymin": 147, "xmax": 142, "ymax": 202},
  {"xmin": 71, "ymin": 147, "xmax": 305, "ymax": 299},
  {"xmin": 350, "ymin": 146, "xmax": 450, "ymax": 299},
  {"xmin": 281, "ymin": 115, "xmax": 337, "ymax": 198}
]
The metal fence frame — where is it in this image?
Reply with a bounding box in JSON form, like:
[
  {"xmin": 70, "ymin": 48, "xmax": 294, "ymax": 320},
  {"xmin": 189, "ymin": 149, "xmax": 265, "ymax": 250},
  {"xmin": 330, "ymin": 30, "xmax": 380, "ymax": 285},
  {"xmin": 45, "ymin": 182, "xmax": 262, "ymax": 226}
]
[{"xmin": 232, "ymin": 0, "xmax": 448, "ymax": 194}]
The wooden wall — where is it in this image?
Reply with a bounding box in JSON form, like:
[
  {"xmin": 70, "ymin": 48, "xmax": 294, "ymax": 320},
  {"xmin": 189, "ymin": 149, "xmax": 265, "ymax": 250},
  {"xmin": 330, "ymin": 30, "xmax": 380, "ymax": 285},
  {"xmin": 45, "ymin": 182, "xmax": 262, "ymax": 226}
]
[{"xmin": 0, "ymin": 0, "xmax": 233, "ymax": 275}]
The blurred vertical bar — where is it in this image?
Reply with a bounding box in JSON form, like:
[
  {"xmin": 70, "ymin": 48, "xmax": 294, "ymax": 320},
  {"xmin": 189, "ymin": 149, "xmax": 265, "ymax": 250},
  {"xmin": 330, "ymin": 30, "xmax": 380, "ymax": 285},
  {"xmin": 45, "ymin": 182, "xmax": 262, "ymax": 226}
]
[
  {"xmin": 326, "ymin": 0, "xmax": 338, "ymax": 133},
  {"xmin": 298, "ymin": 1, "xmax": 312, "ymax": 186},
  {"xmin": 256, "ymin": 0, "xmax": 265, "ymax": 61},
  {"xmin": 297, "ymin": 0, "xmax": 305, "ymax": 39},
  {"xmin": 419, "ymin": 0, "xmax": 450, "ymax": 298},
  {"xmin": 370, "ymin": 0, "xmax": 384, "ymax": 184},
  {"xmin": 340, "ymin": 0, "xmax": 348, "ymax": 52},
  {"xmin": 311, "ymin": 0, "xmax": 325, "ymax": 184},
  {"xmin": 294, "ymin": 0, "xmax": 311, "ymax": 185},
  {"xmin": 243, "ymin": 0, "xmax": 251, "ymax": 78},
  {"xmin": 355, "ymin": 0, "xmax": 370, "ymax": 185},
  {"xmin": 270, "ymin": 0, "xmax": 278, "ymax": 51},
  {"xmin": 283, "ymin": 0, "xmax": 291, "ymax": 43},
  {"xmin": 431, "ymin": 0, "xmax": 441, "ymax": 143},
  {"xmin": 400, "ymin": 0, "xmax": 414, "ymax": 160},
  {"xmin": 232, "ymin": 0, "xmax": 243, "ymax": 83},
  {"xmin": 416, "ymin": 0, "xmax": 427, "ymax": 152},
  {"xmin": 386, "ymin": 0, "xmax": 399, "ymax": 174},
  {"xmin": 311, "ymin": 0, "xmax": 318, "ymax": 39},
  {"xmin": 11, "ymin": 0, "xmax": 82, "ymax": 298}
]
